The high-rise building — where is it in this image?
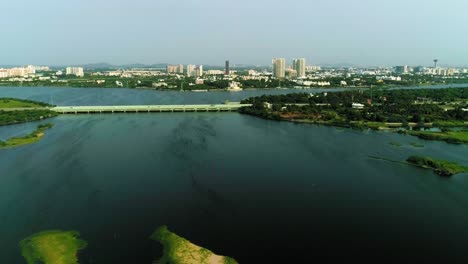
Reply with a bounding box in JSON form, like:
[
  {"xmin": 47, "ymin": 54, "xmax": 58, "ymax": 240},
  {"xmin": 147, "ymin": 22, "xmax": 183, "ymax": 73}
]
[
  {"xmin": 394, "ymin": 65, "xmax": 409, "ymax": 74},
  {"xmin": 178, "ymin": 64, "xmax": 184, "ymax": 74},
  {"xmin": 166, "ymin": 65, "xmax": 179, "ymax": 74},
  {"xmin": 272, "ymin": 58, "xmax": 286, "ymax": 78},
  {"xmin": 293, "ymin": 58, "xmax": 306, "ymax": 78},
  {"xmin": 186, "ymin": 65, "xmax": 196, "ymax": 77},
  {"xmin": 225, "ymin": 60, "xmax": 230, "ymax": 75},
  {"xmin": 66, "ymin": 67, "xmax": 84, "ymax": 77},
  {"xmin": 195, "ymin": 65, "xmax": 203, "ymax": 77}
]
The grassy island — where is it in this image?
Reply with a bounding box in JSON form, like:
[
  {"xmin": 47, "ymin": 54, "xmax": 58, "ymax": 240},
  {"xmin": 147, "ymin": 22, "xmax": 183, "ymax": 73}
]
[
  {"xmin": 403, "ymin": 130, "xmax": 468, "ymax": 144},
  {"xmin": 19, "ymin": 230, "xmax": 87, "ymax": 264},
  {"xmin": 239, "ymin": 88, "xmax": 468, "ymax": 143},
  {"xmin": 0, "ymin": 98, "xmax": 52, "ymax": 108},
  {"xmin": 407, "ymin": 156, "xmax": 468, "ymax": 177},
  {"xmin": 0, "ymin": 98, "xmax": 57, "ymax": 126},
  {"xmin": 0, "ymin": 123, "xmax": 53, "ymax": 149},
  {"xmin": 151, "ymin": 226, "xmax": 238, "ymax": 264}
]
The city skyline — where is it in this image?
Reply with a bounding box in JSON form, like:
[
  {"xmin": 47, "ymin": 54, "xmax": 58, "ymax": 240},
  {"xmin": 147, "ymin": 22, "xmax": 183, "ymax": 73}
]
[{"xmin": 2, "ymin": 0, "xmax": 468, "ymax": 66}]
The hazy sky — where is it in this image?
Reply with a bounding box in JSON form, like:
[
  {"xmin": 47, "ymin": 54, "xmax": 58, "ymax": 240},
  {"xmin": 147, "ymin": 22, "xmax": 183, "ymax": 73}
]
[{"xmin": 2, "ymin": 0, "xmax": 467, "ymax": 66}]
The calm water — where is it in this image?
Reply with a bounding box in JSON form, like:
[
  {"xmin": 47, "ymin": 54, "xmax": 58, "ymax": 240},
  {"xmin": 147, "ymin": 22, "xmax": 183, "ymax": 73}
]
[{"xmin": 1, "ymin": 86, "xmax": 468, "ymax": 263}]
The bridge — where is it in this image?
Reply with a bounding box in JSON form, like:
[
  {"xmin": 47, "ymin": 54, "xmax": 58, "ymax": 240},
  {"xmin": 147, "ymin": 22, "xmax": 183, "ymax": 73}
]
[{"xmin": 50, "ymin": 103, "xmax": 252, "ymax": 114}]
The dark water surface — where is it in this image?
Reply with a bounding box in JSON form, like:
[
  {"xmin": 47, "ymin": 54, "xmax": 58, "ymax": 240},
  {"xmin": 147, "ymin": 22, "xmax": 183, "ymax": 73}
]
[{"xmin": 1, "ymin": 87, "xmax": 468, "ymax": 263}]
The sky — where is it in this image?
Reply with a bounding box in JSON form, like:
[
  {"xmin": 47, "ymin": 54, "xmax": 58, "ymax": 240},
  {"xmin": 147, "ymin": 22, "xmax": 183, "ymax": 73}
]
[{"xmin": 1, "ymin": 0, "xmax": 468, "ymax": 67}]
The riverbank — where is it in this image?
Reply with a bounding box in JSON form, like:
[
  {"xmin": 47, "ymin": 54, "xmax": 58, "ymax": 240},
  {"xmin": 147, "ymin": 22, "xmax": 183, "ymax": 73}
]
[
  {"xmin": 0, "ymin": 123, "xmax": 53, "ymax": 149},
  {"xmin": 239, "ymin": 87, "xmax": 468, "ymax": 144}
]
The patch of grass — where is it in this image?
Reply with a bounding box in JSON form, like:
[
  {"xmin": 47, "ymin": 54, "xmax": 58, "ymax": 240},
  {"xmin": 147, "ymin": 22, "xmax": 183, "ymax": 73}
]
[
  {"xmin": 0, "ymin": 98, "xmax": 52, "ymax": 108},
  {"xmin": 407, "ymin": 155, "xmax": 468, "ymax": 177},
  {"xmin": 19, "ymin": 230, "xmax": 87, "ymax": 264},
  {"xmin": 389, "ymin": 142, "xmax": 402, "ymax": 147},
  {"xmin": 406, "ymin": 130, "xmax": 468, "ymax": 144},
  {"xmin": 151, "ymin": 226, "xmax": 238, "ymax": 264},
  {"xmin": 0, "ymin": 123, "xmax": 53, "ymax": 149}
]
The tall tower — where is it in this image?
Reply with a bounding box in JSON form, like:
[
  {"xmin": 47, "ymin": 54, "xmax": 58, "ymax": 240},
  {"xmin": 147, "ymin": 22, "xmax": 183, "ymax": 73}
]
[
  {"xmin": 272, "ymin": 58, "xmax": 286, "ymax": 78},
  {"xmin": 293, "ymin": 58, "xmax": 306, "ymax": 78},
  {"xmin": 433, "ymin": 59, "xmax": 438, "ymax": 68},
  {"xmin": 225, "ymin": 60, "xmax": 230, "ymax": 75}
]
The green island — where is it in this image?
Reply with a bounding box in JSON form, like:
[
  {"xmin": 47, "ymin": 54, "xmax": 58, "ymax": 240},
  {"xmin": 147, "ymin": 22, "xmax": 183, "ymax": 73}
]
[
  {"xmin": 0, "ymin": 123, "xmax": 54, "ymax": 149},
  {"xmin": 19, "ymin": 230, "xmax": 87, "ymax": 264},
  {"xmin": 406, "ymin": 156, "xmax": 468, "ymax": 177},
  {"xmin": 402, "ymin": 130, "xmax": 468, "ymax": 144},
  {"xmin": 240, "ymin": 87, "xmax": 468, "ymax": 144},
  {"xmin": 151, "ymin": 226, "xmax": 238, "ymax": 264},
  {"xmin": 0, "ymin": 98, "xmax": 57, "ymax": 126}
]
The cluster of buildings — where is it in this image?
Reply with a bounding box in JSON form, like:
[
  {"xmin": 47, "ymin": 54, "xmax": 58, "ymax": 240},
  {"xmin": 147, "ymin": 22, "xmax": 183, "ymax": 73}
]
[
  {"xmin": 394, "ymin": 65, "xmax": 457, "ymax": 76},
  {"xmin": 186, "ymin": 65, "xmax": 203, "ymax": 77},
  {"xmin": 272, "ymin": 58, "xmax": 308, "ymax": 78},
  {"xmin": 166, "ymin": 64, "xmax": 184, "ymax": 74},
  {"xmin": 65, "ymin": 67, "xmax": 84, "ymax": 77},
  {"xmin": 0, "ymin": 65, "xmax": 49, "ymax": 78}
]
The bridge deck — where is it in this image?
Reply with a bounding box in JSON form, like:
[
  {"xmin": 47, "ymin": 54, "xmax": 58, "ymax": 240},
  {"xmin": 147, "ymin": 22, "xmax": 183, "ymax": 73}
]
[{"xmin": 50, "ymin": 104, "xmax": 252, "ymax": 114}]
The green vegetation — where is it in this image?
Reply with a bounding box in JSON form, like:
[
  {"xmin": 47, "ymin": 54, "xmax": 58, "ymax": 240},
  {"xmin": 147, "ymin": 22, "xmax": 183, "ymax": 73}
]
[
  {"xmin": 404, "ymin": 130, "xmax": 468, "ymax": 144},
  {"xmin": 0, "ymin": 98, "xmax": 53, "ymax": 108},
  {"xmin": 19, "ymin": 230, "xmax": 87, "ymax": 264},
  {"xmin": 151, "ymin": 226, "xmax": 238, "ymax": 264},
  {"xmin": 0, "ymin": 123, "xmax": 53, "ymax": 149},
  {"xmin": 0, "ymin": 98, "xmax": 57, "ymax": 126},
  {"xmin": 406, "ymin": 156, "xmax": 468, "ymax": 177},
  {"xmin": 240, "ymin": 88, "xmax": 468, "ymax": 143},
  {"xmin": 389, "ymin": 142, "xmax": 402, "ymax": 147},
  {"xmin": 0, "ymin": 109, "xmax": 57, "ymax": 126}
]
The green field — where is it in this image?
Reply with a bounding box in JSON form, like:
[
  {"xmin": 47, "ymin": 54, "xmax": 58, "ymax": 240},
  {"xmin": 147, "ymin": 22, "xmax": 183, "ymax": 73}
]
[
  {"xmin": 20, "ymin": 230, "xmax": 87, "ymax": 264},
  {"xmin": 0, "ymin": 123, "xmax": 53, "ymax": 149},
  {"xmin": 0, "ymin": 98, "xmax": 51, "ymax": 108},
  {"xmin": 151, "ymin": 226, "xmax": 238, "ymax": 264}
]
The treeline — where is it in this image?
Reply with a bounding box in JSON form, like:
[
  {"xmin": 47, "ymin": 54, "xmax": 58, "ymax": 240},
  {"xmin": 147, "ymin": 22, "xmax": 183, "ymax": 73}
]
[
  {"xmin": 240, "ymin": 87, "xmax": 468, "ymax": 124},
  {"xmin": 241, "ymin": 87, "xmax": 468, "ymax": 105},
  {"xmin": 0, "ymin": 110, "xmax": 58, "ymax": 126}
]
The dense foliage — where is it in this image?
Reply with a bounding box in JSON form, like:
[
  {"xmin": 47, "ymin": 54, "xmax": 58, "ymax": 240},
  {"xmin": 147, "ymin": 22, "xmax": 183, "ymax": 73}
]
[
  {"xmin": 240, "ymin": 88, "xmax": 468, "ymax": 125},
  {"xmin": 0, "ymin": 110, "xmax": 57, "ymax": 126}
]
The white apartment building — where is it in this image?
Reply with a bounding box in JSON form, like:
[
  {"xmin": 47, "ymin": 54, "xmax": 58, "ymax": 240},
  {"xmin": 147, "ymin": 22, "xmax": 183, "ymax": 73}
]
[
  {"xmin": 272, "ymin": 58, "xmax": 286, "ymax": 78},
  {"xmin": 186, "ymin": 65, "xmax": 196, "ymax": 77},
  {"xmin": 206, "ymin": 70, "xmax": 224, "ymax": 75},
  {"xmin": 293, "ymin": 58, "xmax": 306, "ymax": 78},
  {"xmin": 66, "ymin": 67, "xmax": 84, "ymax": 77}
]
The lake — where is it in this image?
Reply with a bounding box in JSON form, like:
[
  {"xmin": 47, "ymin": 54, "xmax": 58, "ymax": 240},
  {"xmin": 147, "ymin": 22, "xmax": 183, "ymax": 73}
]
[{"xmin": 1, "ymin": 86, "xmax": 468, "ymax": 263}]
